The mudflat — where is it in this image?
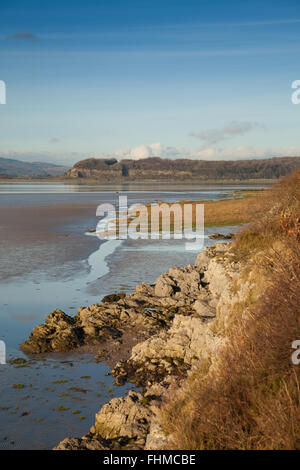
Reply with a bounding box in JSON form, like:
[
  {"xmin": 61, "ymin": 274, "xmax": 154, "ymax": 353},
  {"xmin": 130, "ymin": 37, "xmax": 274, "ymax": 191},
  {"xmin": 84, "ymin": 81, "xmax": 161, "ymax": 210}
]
[{"xmin": 0, "ymin": 199, "xmax": 99, "ymax": 280}]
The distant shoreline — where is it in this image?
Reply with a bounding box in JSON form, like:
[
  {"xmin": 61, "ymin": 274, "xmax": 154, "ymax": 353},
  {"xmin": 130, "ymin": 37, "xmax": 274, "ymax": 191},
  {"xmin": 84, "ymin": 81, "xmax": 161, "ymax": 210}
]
[{"xmin": 0, "ymin": 177, "xmax": 277, "ymax": 184}]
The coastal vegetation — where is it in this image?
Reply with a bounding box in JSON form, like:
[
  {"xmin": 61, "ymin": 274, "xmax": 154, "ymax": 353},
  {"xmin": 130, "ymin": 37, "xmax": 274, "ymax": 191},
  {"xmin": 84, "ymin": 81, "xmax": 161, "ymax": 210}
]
[
  {"xmin": 162, "ymin": 189, "xmax": 265, "ymax": 228},
  {"xmin": 108, "ymin": 189, "xmax": 264, "ymax": 236},
  {"xmin": 160, "ymin": 170, "xmax": 300, "ymax": 449}
]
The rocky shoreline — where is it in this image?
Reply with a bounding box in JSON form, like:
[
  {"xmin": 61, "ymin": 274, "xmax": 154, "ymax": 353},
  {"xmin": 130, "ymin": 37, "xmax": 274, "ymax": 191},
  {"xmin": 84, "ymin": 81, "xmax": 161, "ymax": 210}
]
[{"xmin": 22, "ymin": 241, "xmax": 251, "ymax": 450}]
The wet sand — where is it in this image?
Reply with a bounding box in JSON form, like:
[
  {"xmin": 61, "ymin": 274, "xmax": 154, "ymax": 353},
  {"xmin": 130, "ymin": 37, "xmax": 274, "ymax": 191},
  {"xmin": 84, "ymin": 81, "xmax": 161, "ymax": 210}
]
[
  {"xmin": 0, "ymin": 187, "xmax": 230, "ymax": 280},
  {"xmin": 0, "ymin": 199, "xmax": 100, "ymax": 280}
]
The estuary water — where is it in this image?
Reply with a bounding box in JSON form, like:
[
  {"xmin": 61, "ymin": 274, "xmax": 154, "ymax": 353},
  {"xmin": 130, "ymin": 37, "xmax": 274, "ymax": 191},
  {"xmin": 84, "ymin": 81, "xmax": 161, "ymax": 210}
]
[{"xmin": 0, "ymin": 182, "xmax": 265, "ymax": 449}]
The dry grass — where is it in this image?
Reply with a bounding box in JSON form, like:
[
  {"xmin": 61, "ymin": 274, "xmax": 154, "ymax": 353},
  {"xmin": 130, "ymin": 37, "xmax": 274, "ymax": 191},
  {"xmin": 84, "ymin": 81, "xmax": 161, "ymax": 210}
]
[
  {"xmin": 111, "ymin": 189, "xmax": 265, "ymax": 236},
  {"xmin": 153, "ymin": 190, "xmax": 265, "ymax": 228},
  {"xmin": 159, "ymin": 171, "xmax": 300, "ymax": 450},
  {"xmin": 194, "ymin": 190, "xmax": 264, "ymax": 227},
  {"xmin": 232, "ymin": 171, "xmax": 300, "ymax": 260}
]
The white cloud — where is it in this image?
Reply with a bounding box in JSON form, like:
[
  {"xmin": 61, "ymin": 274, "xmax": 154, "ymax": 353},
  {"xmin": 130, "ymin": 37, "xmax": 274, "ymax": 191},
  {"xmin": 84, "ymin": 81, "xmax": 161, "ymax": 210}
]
[
  {"xmin": 111, "ymin": 142, "xmax": 182, "ymax": 160},
  {"xmin": 187, "ymin": 145, "xmax": 300, "ymax": 160},
  {"xmin": 1, "ymin": 144, "xmax": 300, "ymax": 167},
  {"xmin": 99, "ymin": 143, "xmax": 300, "ymax": 161},
  {"xmin": 92, "ymin": 142, "xmax": 300, "ymax": 161}
]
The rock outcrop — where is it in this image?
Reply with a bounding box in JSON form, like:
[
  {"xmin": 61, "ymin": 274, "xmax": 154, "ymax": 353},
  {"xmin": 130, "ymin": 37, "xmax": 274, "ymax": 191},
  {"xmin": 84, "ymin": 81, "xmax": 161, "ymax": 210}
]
[
  {"xmin": 22, "ymin": 246, "xmax": 223, "ymax": 354},
  {"xmin": 24, "ymin": 241, "xmax": 255, "ymax": 450},
  {"xmin": 65, "ymin": 156, "xmax": 300, "ymax": 182},
  {"xmin": 209, "ymin": 232, "xmax": 235, "ymax": 240}
]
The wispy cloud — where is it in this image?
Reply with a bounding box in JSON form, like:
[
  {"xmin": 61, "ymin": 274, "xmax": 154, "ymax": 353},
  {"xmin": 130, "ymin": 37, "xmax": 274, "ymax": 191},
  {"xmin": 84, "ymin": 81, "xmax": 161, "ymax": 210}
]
[
  {"xmin": 229, "ymin": 18, "xmax": 300, "ymax": 27},
  {"xmin": 7, "ymin": 31, "xmax": 39, "ymax": 41},
  {"xmin": 189, "ymin": 121, "xmax": 262, "ymax": 147},
  {"xmin": 7, "ymin": 18, "xmax": 300, "ymax": 41},
  {"xmin": 2, "ymin": 45, "xmax": 300, "ymax": 59}
]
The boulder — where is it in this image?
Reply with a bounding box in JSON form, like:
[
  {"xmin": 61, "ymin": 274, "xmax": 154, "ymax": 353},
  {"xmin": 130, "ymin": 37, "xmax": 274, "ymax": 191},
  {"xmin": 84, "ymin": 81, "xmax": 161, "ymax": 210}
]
[
  {"xmin": 192, "ymin": 300, "xmax": 216, "ymax": 317},
  {"xmin": 154, "ymin": 276, "xmax": 176, "ymax": 297},
  {"xmin": 54, "ymin": 437, "xmax": 107, "ymax": 451},
  {"xmin": 209, "ymin": 233, "xmax": 234, "ymax": 240},
  {"xmin": 94, "ymin": 390, "xmax": 152, "ymax": 442},
  {"xmin": 21, "ymin": 309, "xmax": 84, "ymax": 353}
]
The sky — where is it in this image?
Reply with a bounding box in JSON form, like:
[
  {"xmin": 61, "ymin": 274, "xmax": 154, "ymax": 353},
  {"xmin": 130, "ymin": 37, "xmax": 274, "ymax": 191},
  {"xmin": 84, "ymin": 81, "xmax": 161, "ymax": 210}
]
[{"xmin": 0, "ymin": 0, "xmax": 300, "ymax": 165}]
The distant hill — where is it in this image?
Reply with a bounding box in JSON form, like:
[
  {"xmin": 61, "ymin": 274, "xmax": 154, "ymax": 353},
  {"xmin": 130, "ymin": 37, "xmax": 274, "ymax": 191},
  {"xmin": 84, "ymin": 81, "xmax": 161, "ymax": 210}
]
[
  {"xmin": 0, "ymin": 157, "xmax": 69, "ymax": 178},
  {"xmin": 66, "ymin": 156, "xmax": 300, "ymax": 181}
]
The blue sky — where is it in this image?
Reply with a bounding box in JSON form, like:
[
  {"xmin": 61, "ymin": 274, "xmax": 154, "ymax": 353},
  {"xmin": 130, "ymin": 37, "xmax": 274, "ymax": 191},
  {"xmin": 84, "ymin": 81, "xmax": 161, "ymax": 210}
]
[{"xmin": 0, "ymin": 0, "xmax": 300, "ymax": 164}]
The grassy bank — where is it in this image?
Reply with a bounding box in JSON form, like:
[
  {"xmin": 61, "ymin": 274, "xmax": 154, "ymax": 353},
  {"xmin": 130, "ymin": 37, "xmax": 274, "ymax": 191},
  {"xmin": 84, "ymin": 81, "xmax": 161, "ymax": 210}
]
[
  {"xmin": 109, "ymin": 189, "xmax": 265, "ymax": 235},
  {"xmin": 170, "ymin": 189, "xmax": 265, "ymax": 227},
  {"xmin": 159, "ymin": 171, "xmax": 300, "ymax": 450}
]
